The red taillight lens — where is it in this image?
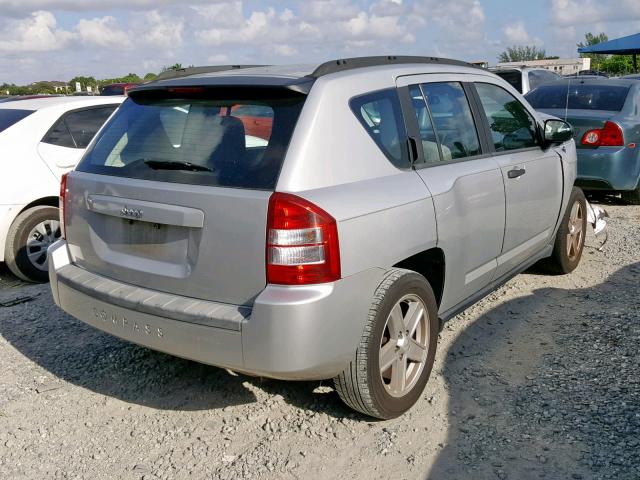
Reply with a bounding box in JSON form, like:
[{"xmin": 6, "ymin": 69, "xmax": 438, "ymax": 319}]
[
  {"xmin": 581, "ymin": 129, "xmax": 601, "ymax": 145},
  {"xmin": 266, "ymin": 193, "xmax": 341, "ymax": 285},
  {"xmin": 600, "ymin": 121, "xmax": 624, "ymax": 146},
  {"xmin": 59, "ymin": 173, "xmax": 68, "ymax": 239},
  {"xmin": 581, "ymin": 121, "xmax": 624, "ymax": 147}
]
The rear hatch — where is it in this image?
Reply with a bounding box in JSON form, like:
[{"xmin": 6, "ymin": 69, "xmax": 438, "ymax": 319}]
[{"xmin": 66, "ymin": 85, "xmax": 306, "ymax": 306}]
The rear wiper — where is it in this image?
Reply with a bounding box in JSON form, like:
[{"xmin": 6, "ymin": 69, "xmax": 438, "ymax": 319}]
[{"xmin": 143, "ymin": 159, "xmax": 213, "ymax": 172}]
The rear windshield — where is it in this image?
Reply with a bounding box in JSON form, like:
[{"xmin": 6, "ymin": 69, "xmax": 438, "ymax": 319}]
[
  {"xmin": 525, "ymin": 83, "xmax": 631, "ymax": 111},
  {"xmin": 101, "ymin": 85, "xmax": 125, "ymax": 96},
  {"xmin": 493, "ymin": 70, "xmax": 523, "ymax": 93},
  {"xmin": 77, "ymin": 90, "xmax": 306, "ymax": 190},
  {"xmin": 0, "ymin": 109, "xmax": 34, "ymax": 133}
]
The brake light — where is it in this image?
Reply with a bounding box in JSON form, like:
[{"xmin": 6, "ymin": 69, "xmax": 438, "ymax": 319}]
[
  {"xmin": 266, "ymin": 193, "xmax": 340, "ymax": 285},
  {"xmin": 59, "ymin": 173, "xmax": 68, "ymax": 239},
  {"xmin": 600, "ymin": 121, "xmax": 624, "ymax": 146},
  {"xmin": 581, "ymin": 121, "xmax": 624, "ymax": 147}
]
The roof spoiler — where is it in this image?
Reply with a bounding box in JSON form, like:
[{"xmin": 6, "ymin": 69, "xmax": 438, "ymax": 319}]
[{"xmin": 154, "ymin": 65, "xmax": 268, "ymax": 81}]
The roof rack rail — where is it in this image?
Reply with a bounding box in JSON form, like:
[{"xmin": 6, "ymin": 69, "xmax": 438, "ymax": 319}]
[
  {"xmin": 310, "ymin": 56, "xmax": 480, "ymax": 78},
  {"xmin": 154, "ymin": 65, "xmax": 267, "ymax": 81}
]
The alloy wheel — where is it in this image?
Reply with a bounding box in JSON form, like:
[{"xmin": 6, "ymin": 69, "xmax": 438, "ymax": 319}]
[{"xmin": 379, "ymin": 294, "xmax": 430, "ymax": 398}]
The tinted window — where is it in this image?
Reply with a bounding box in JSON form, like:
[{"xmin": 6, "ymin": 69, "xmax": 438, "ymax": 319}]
[
  {"xmin": 65, "ymin": 107, "xmax": 117, "ymax": 148},
  {"xmin": 420, "ymin": 82, "xmax": 481, "ymax": 160},
  {"xmin": 42, "ymin": 117, "xmax": 75, "ymax": 148},
  {"xmin": 476, "ymin": 83, "xmax": 538, "ymax": 151},
  {"xmin": 525, "ymin": 83, "xmax": 631, "ymax": 111},
  {"xmin": 351, "ymin": 89, "xmax": 410, "ymax": 168},
  {"xmin": 528, "ymin": 70, "xmax": 558, "ymax": 91},
  {"xmin": 78, "ymin": 93, "xmax": 305, "ymax": 190},
  {"xmin": 493, "ymin": 70, "xmax": 523, "ymax": 93},
  {"xmin": 101, "ymin": 85, "xmax": 125, "ymax": 96},
  {"xmin": 43, "ymin": 106, "xmax": 116, "ymax": 148},
  {"xmin": 409, "ymin": 85, "xmax": 444, "ymax": 163},
  {"xmin": 0, "ymin": 109, "xmax": 34, "ymax": 133}
]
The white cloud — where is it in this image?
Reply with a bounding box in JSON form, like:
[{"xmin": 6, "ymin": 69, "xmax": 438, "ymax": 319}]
[
  {"xmin": 0, "ymin": 10, "xmax": 73, "ymax": 52},
  {"xmin": 0, "ymin": 0, "xmax": 212, "ymax": 15},
  {"xmin": 502, "ymin": 20, "xmax": 542, "ymax": 47},
  {"xmin": 134, "ymin": 10, "xmax": 184, "ymax": 50},
  {"xmin": 550, "ymin": 0, "xmax": 640, "ymax": 26},
  {"xmin": 76, "ymin": 16, "xmax": 129, "ymax": 47}
]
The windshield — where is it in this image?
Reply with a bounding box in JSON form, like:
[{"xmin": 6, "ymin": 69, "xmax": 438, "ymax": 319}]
[
  {"xmin": 77, "ymin": 90, "xmax": 305, "ymax": 190},
  {"xmin": 0, "ymin": 109, "xmax": 34, "ymax": 133},
  {"xmin": 525, "ymin": 83, "xmax": 631, "ymax": 111}
]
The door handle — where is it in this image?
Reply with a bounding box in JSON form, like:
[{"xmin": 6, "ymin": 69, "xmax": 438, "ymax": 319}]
[{"xmin": 507, "ymin": 168, "xmax": 526, "ymax": 179}]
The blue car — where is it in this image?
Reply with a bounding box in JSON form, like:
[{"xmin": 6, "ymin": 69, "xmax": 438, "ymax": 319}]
[{"xmin": 526, "ymin": 78, "xmax": 640, "ymax": 204}]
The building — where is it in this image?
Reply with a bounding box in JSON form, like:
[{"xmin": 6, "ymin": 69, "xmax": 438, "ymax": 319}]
[
  {"xmin": 31, "ymin": 81, "xmax": 70, "ymax": 93},
  {"xmin": 496, "ymin": 58, "xmax": 591, "ymax": 76}
]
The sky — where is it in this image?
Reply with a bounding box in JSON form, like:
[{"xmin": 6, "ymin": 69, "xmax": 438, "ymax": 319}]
[{"xmin": 1, "ymin": 0, "xmax": 640, "ymax": 84}]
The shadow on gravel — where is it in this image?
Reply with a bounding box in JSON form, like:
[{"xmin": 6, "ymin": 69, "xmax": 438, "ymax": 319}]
[
  {"xmin": 427, "ymin": 262, "xmax": 640, "ymax": 480},
  {"xmin": 0, "ymin": 285, "xmax": 352, "ymax": 416}
]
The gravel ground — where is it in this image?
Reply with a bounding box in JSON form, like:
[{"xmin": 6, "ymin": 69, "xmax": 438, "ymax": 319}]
[{"xmin": 0, "ymin": 200, "xmax": 638, "ymax": 480}]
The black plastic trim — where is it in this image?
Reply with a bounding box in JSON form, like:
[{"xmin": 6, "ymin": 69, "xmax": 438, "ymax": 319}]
[
  {"xmin": 154, "ymin": 65, "xmax": 268, "ymax": 81},
  {"xmin": 310, "ymin": 56, "xmax": 482, "ymax": 78}
]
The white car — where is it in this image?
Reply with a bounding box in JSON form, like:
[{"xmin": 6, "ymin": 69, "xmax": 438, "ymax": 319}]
[{"xmin": 0, "ymin": 96, "xmax": 124, "ymax": 282}]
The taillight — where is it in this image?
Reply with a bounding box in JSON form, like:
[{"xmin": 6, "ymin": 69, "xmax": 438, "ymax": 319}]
[
  {"xmin": 581, "ymin": 121, "xmax": 624, "ymax": 147},
  {"xmin": 59, "ymin": 173, "xmax": 68, "ymax": 239},
  {"xmin": 600, "ymin": 121, "xmax": 624, "ymax": 146},
  {"xmin": 266, "ymin": 193, "xmax": 340, "ymax": 285}
]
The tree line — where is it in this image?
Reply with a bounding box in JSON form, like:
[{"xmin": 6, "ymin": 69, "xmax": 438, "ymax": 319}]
[
  {"xmin": 1, "ymin": 63, "xmax": 186, "ymax": 96},
  {"xmin": 498, "ymin": 32, "xmax": 636, "ymax": 75}
]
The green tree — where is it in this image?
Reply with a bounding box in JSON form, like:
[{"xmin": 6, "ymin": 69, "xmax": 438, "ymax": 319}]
[
  {"xmin": 69, "ymin": 76, "xmax": 97, "ymax": 92},
  {"xmin": 143, "ymin": 72, "xmax": 158, "ymax": 81},
  {"xmin": 600, "ymin": 55, "xmax": 635, "ymax": 75},
  {"xmin": 498, "ymin": 45, "xmax": 547, "ymax": 63},
  {"xmin": 161, "ymin": 63, "xmax": 183, "ymax": 73},
  {"xmin": 578, "ymin": 32, "xmax": 609, "ymax": 71}
]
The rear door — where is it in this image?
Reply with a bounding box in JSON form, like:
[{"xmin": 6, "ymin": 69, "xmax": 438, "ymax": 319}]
[
  {"xmin": 398, "ymin": 75, "xmax": 506, "ymax": 312},
  {"xmin": 65, "ymin": 89, "xmax": 306, "ymax": 306},
  {"xmin": 471, "ymin": 82, "xmax": 563, "ymax": 277},
  {"xmin": 38, "ymin": 105, "xmax": 118, "ymax": 175}
]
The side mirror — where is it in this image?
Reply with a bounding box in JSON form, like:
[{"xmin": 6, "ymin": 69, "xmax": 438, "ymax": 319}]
[{"xmin": 544, "ymin": 119, "xmax": 573, "ymax": 145}]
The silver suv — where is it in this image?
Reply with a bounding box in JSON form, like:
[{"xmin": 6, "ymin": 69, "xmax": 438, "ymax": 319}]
[{"xmin": 48, "ymin": 56, "xmax": 584, "ymax": 419}]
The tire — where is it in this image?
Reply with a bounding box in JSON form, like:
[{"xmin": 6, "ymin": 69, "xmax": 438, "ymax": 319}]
[
  {"xmin": 4, "ymin": 206, "xmax": 61, "ymax": 283},
  {"xmin": 333, "ymin": 268, "xmax": 439, "ymax": 419},
  {"xmin": 545, "ymin": 187, "xmax": 587, "ymax": 274},
  {"xmin": 621, "ymin": 186, "xmax": 640, "ymax": 205}
]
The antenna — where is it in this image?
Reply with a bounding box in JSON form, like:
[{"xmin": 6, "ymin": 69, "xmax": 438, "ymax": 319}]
[{"xmin": 564, "ymin": 78, "xmax": 571, "ymax": 122}]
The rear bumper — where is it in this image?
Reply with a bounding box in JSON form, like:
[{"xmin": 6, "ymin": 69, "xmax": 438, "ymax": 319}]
[
  {"xmin": 48, "ymin": 240, "xmax": 383, "ymax": 380},
  {"xmin": 576, "ymin": 147, "xmax": 640, "ymax": 191}
]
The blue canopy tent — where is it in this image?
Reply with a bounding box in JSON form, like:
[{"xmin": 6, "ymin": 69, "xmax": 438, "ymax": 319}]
[{"xmin": 578, "ymin": 32, "xmax": 640, "ymax": 73}]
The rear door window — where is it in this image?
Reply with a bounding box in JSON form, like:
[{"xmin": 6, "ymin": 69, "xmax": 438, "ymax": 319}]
[
  {"xmin": 0, "ymin": 109, "xmax": 34, "ymax": 133},
  {"xmin": 351, "ymin": 89, "xmax": 410, "ymax": 168},
  {"xmin": 77, "ymin": 91, "xmax": 306, "ymax": 190},
  {"xmin": 475, "ymin": 83, "xmax": 538, "ymax": 151},
  {"xmin": 419, "ymin": 82, "xmax": 481, "ymax": 160},
  {"xmin": 408, "ymin": 85, "xmax": 444, "ymax": 163},
  {"xmin": 65, "ymin": 106, "xmax": 118, "ymax": 148},
  {"xmin": 43, "ymin": 106, "xmax": 118, "ymax": 149}
]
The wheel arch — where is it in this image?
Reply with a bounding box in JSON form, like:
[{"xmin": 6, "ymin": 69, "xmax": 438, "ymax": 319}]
[
  {"xmin": 393, "ymin": 247, "xmax": 445, "ymax": 308},
  {"xmin": 19, "ymin": 196, "xmax": 59, "ymax": 215}
]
